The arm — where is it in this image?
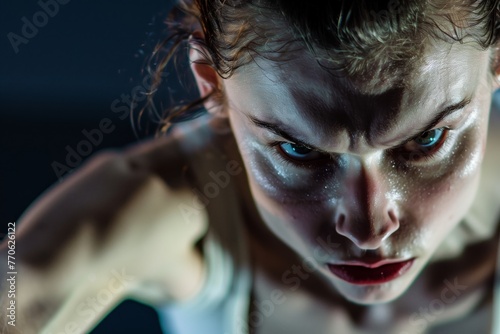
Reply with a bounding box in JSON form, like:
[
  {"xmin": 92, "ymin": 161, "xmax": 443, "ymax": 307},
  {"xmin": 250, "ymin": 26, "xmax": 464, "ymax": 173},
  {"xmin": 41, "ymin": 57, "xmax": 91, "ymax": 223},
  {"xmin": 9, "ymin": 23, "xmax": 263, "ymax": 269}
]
[{"xmin": 0, "ymin": 134, "xmax": 209, "ymax": 333}]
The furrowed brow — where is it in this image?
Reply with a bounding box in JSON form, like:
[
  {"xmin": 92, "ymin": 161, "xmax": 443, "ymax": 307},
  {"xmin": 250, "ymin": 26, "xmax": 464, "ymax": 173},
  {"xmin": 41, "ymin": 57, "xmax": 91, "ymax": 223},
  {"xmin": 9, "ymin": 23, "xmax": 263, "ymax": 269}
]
[{"xmin": 244, "ymin": 97, "xmax": 471, "ymax": 153}]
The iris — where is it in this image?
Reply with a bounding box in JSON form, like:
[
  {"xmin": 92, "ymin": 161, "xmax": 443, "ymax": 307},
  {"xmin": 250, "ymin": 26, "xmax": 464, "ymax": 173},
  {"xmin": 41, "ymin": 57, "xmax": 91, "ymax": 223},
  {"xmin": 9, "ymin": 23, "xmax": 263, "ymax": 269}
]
[
  {"xmin": 279, "ymin": 143, "xmax": 318, "ymax": 160},
  {"xmin": 414, "ymin": 128, "xmax": 444, "ymax": 148}
]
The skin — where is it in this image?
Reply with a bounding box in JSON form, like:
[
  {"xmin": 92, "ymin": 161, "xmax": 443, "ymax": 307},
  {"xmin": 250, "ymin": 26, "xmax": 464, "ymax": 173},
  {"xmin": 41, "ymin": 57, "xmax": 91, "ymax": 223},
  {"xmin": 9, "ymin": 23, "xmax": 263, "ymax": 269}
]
[
  {"xmin": 3, "ymin": 13, "xmax": 500, "ymax": 334},
  {"xmin": 191, "ymin": 35, "xmax": 499, "ymax": 305}
]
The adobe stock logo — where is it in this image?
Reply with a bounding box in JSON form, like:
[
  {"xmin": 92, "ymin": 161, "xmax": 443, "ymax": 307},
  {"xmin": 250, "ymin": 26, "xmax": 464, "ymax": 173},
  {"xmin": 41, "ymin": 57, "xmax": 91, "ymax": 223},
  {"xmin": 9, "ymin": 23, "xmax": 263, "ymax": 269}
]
[
  {"xmin": 400, "ymin": 277, "xmax": 468, "ymax": 334},
  {"xmin": 7, "ymin": 0, "xmax": 71, "ymax": 54},
  {"xmin": 178, "ymin": 160, "xmax": 242, "ymax": 224}
]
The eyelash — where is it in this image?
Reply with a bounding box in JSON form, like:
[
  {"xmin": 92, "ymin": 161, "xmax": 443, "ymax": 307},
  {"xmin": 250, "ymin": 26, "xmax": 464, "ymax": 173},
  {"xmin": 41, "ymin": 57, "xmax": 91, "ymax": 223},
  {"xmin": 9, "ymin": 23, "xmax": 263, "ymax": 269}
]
[
  {"xmin": 393, "ymin": 127, "xmax": 453, "ymax": 164},
  {"xmin": 268, "ymin": 141, "xmax": 332, "ymax": 168},
  {"xmin": 268, "ymin": 127, "xmax": 455, "ymax": 168}
]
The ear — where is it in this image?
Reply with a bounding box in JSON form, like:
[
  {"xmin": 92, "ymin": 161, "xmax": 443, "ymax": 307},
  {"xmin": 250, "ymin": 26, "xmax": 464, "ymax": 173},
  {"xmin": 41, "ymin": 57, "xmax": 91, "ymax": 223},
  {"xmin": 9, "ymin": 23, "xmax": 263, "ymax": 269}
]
[{"xmin": 188, "ymin": 32, "xmax": 225, "ymax": 117}]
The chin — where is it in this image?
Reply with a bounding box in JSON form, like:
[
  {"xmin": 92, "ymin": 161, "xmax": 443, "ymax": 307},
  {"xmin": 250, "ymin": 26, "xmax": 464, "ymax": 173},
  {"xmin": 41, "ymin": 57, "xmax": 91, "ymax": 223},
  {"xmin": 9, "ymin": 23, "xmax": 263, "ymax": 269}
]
[{"xmin": 333, "ymin": 278, "xmax": 414, "ymax": 305}]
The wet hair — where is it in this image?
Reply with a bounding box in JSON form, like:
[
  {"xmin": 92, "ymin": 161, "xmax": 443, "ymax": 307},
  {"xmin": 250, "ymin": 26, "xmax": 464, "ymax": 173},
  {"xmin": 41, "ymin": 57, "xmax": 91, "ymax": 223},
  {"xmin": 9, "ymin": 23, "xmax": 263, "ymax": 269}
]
[{"xmin": 141, "ymin": 0, "xmax": 500, "ymax": 134}]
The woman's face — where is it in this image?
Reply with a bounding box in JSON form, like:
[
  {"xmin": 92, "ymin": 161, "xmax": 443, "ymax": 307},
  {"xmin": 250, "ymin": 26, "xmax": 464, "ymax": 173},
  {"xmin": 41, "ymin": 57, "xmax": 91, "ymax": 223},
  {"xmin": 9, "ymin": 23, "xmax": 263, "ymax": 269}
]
[{"xmin": 221, "ymin": 39, "xmax": 497, "ymax": 304}]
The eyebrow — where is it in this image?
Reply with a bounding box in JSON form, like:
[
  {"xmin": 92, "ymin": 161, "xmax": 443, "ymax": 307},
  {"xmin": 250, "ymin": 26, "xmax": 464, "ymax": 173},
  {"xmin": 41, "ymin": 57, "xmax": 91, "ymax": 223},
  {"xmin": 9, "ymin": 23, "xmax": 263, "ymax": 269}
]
[
  {"xmin": 247, "ymin": 115, "xmax": 331, "ymax": 153},
  {"xmin": 394, "ymin": 97, "xmax": 472, "ymax": 147},
  {"xmin": 246, "ymin": 97, "xmax": 472, "ymax": 152}
]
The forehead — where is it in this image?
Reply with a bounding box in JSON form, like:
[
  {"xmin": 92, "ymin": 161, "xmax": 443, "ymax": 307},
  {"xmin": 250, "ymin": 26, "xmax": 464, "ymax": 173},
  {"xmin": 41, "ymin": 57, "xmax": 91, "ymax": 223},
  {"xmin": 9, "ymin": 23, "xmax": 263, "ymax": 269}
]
[{"xmin": 224, "ymin": 40, "xmax": 491, "ymax": 151}]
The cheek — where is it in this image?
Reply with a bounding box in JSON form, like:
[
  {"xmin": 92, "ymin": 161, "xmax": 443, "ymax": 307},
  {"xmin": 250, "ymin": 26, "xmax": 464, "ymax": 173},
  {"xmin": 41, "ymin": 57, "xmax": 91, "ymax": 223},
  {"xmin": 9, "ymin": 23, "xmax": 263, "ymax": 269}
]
[
  {"xmin": 236, "ymin": 144, "xmax": 333, "ymax": 253},
  {"xmin": 400, "ymin": 126, "xmax": 483, "ymax": 232}
]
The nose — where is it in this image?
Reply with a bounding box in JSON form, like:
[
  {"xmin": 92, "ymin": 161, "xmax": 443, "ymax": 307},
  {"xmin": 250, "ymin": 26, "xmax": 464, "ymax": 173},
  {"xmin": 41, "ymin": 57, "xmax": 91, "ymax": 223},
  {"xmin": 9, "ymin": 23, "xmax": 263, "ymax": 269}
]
[{"xmin": 334, "ymin": 160, "xmax": 400, "ymax": 250}]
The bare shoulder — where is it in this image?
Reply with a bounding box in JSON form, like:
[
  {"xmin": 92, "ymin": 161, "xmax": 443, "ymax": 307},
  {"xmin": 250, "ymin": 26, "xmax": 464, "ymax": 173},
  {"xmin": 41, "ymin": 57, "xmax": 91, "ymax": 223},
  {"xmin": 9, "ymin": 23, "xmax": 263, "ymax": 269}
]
[{"xmin": 10, "ymin": 132, "xmax": 199, "ymax": 265}]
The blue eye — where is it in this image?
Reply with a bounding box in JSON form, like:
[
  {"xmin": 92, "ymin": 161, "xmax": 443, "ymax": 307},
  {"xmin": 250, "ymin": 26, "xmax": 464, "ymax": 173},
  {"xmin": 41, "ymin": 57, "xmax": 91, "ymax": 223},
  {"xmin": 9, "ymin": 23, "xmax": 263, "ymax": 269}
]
[
  {"xmin": 397, "ymin": 127, "xmax": 451, "ymax": 163},
  {"xmin": 414, "ymin": 128, "xmax": 444, "ymax": 147},
  {"xmin": 279, "ymin": 142, "xmax": 322, "ymax": 160}
]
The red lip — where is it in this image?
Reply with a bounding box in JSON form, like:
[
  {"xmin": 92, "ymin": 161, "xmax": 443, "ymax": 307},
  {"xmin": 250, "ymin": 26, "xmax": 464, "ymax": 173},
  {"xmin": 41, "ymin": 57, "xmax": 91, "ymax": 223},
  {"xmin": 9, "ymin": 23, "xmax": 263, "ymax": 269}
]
[{"xmin": 327, "ymin": 259, "xmax": 415, "ymax": 285}]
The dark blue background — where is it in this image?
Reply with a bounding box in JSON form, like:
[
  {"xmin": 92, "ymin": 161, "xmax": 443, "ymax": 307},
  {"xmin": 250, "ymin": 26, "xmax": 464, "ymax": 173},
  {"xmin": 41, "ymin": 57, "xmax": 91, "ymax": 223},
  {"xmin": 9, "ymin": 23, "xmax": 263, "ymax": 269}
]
[
  {"xmin": 1, "ymin": 0, "xmax": 182, "ymax": 222},
  {"xmin": 1, "ymin": 0, "xmax": 182, "ymax": 332}
]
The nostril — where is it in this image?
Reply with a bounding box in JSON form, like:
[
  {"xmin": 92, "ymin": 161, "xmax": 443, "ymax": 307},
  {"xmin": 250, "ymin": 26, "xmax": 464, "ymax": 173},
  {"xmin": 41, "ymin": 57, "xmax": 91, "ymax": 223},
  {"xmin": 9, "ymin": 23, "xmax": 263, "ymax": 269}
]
[
  {"xmin": 335, "ymin": 212, "xmax": 346, "ymax": 231},
  {"xmin": 388, "ymin": 209, "xmax": 398, "ymax": 224},
  {"xmin": 386, "ymin": 209, "xmax": 400, "ymax": 232},
  {"xmin": 337, "ymin": 213, "xmax": 346, "ymax": 225}
]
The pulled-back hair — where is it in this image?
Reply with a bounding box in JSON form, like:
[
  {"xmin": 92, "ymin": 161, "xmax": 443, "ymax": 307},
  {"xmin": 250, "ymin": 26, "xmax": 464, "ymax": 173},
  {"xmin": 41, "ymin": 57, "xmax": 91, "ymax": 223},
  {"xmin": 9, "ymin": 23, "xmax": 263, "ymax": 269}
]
[{"xmin": 141, "ymin": 0, "xmax": 500, "ymax": 134}]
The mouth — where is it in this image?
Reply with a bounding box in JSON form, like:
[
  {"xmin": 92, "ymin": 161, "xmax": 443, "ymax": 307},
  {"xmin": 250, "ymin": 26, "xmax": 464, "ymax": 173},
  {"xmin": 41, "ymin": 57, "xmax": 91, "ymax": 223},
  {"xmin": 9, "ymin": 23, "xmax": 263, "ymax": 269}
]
[{"xmin": 327, "ymin": 258, "xmax": 415, "ymax": 285}]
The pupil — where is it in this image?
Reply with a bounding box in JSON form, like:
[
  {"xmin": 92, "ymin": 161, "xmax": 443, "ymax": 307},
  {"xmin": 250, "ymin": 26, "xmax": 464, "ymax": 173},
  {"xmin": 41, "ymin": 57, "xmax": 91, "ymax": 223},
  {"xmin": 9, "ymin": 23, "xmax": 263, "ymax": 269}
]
[
  {"xmin": 417, "ymin": 130, "xmax": 438, "ymax": 146},
  {"xmin": 292, "ymin": 144, "xmax": 311, "ymax": 154}
]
